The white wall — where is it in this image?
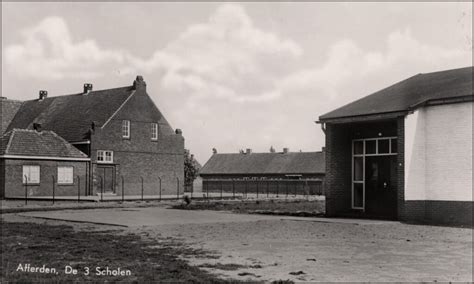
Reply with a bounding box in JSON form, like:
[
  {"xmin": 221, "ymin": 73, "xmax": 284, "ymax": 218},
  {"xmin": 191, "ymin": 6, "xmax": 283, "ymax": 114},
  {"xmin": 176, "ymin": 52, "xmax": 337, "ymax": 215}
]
[{"xmin": 405, "ymin": 102, "xmax": 473, "ymax": 201}]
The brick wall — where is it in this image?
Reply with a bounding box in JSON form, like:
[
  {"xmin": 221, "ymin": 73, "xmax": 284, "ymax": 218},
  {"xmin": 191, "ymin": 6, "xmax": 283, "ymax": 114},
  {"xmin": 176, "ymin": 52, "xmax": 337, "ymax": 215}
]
[
  {"xmin": 324, "ymin": 119, "xmax": 402, "ymax": 218},
  {"xmin": 2, "ymin": 159, "xmax": 88, "ymax": 197},
  {"xmin": 90, "ymin": 88, "xmax": 184, "ymax": 196},
  {"xmin": 405, "ymin": 200, "xmax": 473, "ymax": 226},
  {"xmin": 324, "ymin": 123, "xmax": 352, "ymax": 216},
  {"xmin": 396, "ymin": 117, "xmax": 405, "ymax": 221}
]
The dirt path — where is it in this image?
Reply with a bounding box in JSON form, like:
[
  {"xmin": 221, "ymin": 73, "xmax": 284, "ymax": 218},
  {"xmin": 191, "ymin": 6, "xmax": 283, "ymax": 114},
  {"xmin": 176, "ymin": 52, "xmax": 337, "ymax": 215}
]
[{"xmin": 8, "ymin": 207, "xmax": 473, "ymax": 282}]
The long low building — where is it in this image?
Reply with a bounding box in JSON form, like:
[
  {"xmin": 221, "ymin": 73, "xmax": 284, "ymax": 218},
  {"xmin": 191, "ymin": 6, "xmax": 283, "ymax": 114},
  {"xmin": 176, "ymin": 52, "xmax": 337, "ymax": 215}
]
[{"xmin": 199, "ymin": 148, "xmax": 325, "ymax": 195}]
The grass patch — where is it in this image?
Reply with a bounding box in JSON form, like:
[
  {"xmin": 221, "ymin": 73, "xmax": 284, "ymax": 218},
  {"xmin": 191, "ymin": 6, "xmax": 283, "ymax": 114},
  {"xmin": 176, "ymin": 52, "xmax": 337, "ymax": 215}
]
[
  {"xmin": 172, "ymin": 199, "xmax": 325, "ymax": 216},
  {"xmin": 0, "ymin": 221, "xmax": 244, "ymax": 282}
]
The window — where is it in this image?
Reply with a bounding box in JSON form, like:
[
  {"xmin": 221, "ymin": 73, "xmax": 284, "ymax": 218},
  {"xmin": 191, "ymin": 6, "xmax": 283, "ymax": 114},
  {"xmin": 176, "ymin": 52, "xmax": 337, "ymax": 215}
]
[
  {"xmin": 97, "ymin": 150, "xmax": 113, "ymax": 163},
  {"xmin": 23, "ymin": 165, "xmax": 40, "ymax": 184},
  {"xmin": 122, "ymin": 120, "xmax": 130, "ymax": 138},
  {"xmin": 151, "ymin": 123, "xmax": 158, "ymax": 140},
  {"xmin": 57, "ymin": 166, "xmax": 74, "ymax": 184}
]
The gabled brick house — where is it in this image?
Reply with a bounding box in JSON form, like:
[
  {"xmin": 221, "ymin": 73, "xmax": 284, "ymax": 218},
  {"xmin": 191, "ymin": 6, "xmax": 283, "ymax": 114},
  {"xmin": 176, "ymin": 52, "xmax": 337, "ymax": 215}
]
[
  {"xmin": 318, "ymin": 66, "xmax": 472, "ymax": 225},
  {"xmin": 0, "ymin": 76, "xmax": 184, "ymax": 198}
]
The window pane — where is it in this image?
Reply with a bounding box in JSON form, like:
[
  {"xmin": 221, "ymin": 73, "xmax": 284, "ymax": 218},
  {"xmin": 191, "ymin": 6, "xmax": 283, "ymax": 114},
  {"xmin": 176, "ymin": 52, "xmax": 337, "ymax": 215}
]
[
  {"xmin": 58, "ymin": 167, "xmax": 73, "ymax": 184},
  {"xmin": 365, "ymin": 140, "xmax": 376, "ymax": 154},
  {"xmin": 353, "ymin": 157, "xmax": 363, "ymax": 181},
  {"xmin": 122, "ymin": 120, "xmax": 130, "ymax": 138},
  {"xmin": 354, "ymin": 141, "xmax": 363, "ymax": 154},
  {"xmin": 391, "ymin": 138, "xmax": 398, "ymax": 153},
  {"xmin": 378, "ymin": 139, "xmax": 390, "ymax": 154},
  {"xmin": 353, "ymin": 183, "xmax": 364, "ymax": 208}
]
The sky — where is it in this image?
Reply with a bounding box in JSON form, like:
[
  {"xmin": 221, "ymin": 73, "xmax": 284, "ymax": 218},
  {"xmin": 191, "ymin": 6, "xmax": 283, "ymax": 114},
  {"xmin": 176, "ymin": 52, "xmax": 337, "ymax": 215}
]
[{"xmin": 2, "ymin": 2, "xmax": 472, "ymax": 164}]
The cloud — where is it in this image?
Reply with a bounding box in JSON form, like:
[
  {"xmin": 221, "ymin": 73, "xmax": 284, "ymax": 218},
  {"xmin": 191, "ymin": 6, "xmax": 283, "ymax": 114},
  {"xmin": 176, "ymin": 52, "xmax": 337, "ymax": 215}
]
[
  {"xmin": 3, "ymin": 4, "xmax": 471, "ymax": 162},
  {"xmin": 129, "ymin": 4, "xmax": 303, "ymax": 103},
  {"xmin": 4, "ymin": 17, "xmax": 127, "ymax": 79}
]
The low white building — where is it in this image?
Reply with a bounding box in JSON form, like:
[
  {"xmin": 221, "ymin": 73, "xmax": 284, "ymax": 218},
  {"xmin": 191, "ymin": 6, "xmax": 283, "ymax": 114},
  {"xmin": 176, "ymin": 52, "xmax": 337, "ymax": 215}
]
[{"xmin": 319, "ymin": 66, "xmax": 472, "ymax": 225}]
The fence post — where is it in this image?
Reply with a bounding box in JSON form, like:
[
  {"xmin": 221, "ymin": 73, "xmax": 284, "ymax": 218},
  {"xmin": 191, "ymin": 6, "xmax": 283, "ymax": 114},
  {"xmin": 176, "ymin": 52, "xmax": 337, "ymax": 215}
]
[
  {"xmin": 141, "ymin": 176, "xmax": 144, "ymax": 201},
  {"xmin": 176, "ymin": 177, "xmax": 179, "ymax": 200},
  {"xmin": 121, "ymin": 176, "xmax": 125, "ymax": 202},
  {"xmin": 286, "ymin": 180, "xmax": 289, "ymax": 199},
  {"xmin": 158, "ymin": 176, "xmax": 162, "ymax": 202},
  {"xmin": 266, "ymin": 180, "xmax": 269, "ymax": 198},
  {"xmin": 52, "ymin": 175, "xmax": 55, "ymax": 205},
  {"xmin": 245, "ymin": 180, "xmax": 248, "ymax": 198},
  {"xmin": 24, "ymin": 175, "xmax": 28, "ymax": 205},
  {"xmin": 220, "ymin": 181, "xmax": 223, "ymax": 199},
  {"xmin": 276, "ymin": 180, "xmax": 279, "ymax": 198},
  {"xmin": 77, "ymin": 176, "xmax": 80, "ymax": 203},
  {"xmin": 294, "ymin": 180, "xmax": 297, "ymax": 197},
  {"xmin": 100, "ymin": 176, "xmax": 104, "ymax": 202},
  {"xmin": 256, "ymin": 180, "xmax": 259, "ymax": 199},
  {"xmin": 232, "ymin": 179, "xmax": 235, "ymax": 199}
]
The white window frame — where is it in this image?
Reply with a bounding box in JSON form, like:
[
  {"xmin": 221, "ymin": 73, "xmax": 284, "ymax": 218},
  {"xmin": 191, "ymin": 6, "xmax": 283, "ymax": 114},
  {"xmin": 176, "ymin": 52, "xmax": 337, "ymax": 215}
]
[
  {"xmin": 122, "ymin": 120, "xmax": 130, "ymax": 139},
  {"xmin": 351, "ymin": 136, "xmax": 398, "ymax": 210},
  {"xmin": 23, "ymin": 165, "xmax": 40, "ymax": 184},
  {"xmin": 151, "ymin": 123, "xmax": 159, "ymax": 141},
  {"xmin": 57, "ymin": 166, "xmax": 74, "ymax": 184},
  {"xmin": 97, "ymin": 150, "xmax": 114, "ymax": 163}
]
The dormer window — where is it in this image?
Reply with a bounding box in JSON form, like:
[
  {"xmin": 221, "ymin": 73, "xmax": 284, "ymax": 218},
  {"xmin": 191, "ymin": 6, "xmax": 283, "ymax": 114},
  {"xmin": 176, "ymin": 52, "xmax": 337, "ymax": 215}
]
[
  {"xmin": 151, "ymin": 123, "xmax": 158, "ymax": 141},
  {"xmin": 122, "ymin": 120, "xmax": 130, "ymax": 139}
]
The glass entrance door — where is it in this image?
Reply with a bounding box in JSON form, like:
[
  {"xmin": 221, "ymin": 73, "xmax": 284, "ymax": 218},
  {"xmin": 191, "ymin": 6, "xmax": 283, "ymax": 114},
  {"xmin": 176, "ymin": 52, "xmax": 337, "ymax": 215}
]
[{"xmin": 352, "ymin": 137, "xmax": 397, "ymax": 211}]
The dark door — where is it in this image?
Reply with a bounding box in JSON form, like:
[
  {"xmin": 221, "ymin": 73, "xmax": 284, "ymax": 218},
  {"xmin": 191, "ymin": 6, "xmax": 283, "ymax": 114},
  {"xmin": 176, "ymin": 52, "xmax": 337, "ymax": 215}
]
[
  {"xmin": 97, "ymin": 166, "xmax": 115, "ymax": 194},
  {"xmin": 365, "ymin": 156, "xmax": 397, "ymax": 219}
]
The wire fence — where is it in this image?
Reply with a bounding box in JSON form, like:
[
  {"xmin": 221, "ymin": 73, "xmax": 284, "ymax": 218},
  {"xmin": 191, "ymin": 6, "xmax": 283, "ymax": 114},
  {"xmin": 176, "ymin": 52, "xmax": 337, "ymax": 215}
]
[
  {"xmin": 201, "ymin": 178, "xmax": 324, "ymax": 199},
  {"xmin": 20, "ymin": 175, "xmax": 324, "ymax": 203}
]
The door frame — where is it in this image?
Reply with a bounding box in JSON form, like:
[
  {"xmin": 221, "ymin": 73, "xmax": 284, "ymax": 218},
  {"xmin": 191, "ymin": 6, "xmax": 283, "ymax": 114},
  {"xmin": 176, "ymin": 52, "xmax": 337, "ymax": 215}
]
[
  {"xmin": 96, "ymin": 165, "xmax": 116, "ymax": 194},
  {"xmin": 351, "ymin": 137, "xmax": 398, "ymax": 210}
]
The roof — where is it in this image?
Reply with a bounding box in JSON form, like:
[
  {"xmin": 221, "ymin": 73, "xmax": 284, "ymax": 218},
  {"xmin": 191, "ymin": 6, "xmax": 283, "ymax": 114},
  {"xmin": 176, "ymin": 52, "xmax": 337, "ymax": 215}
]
[
  {"xmin": 0, "ymin": 98, "xmax": 23, "ymax": 135},
  {"xmin": 319, "ymin": 66, "xmax": 473, "ymax": 121},
  {"xmin": 0, "ymin": 129, "xmax": 88, "ymax": 159},
  {"xmin": 6, "ymin": 86, "xmax": 135, "ymax": 142},
  {"xmin": 200, "ymin": 151, "xmax": 325, "ymax": 175}
]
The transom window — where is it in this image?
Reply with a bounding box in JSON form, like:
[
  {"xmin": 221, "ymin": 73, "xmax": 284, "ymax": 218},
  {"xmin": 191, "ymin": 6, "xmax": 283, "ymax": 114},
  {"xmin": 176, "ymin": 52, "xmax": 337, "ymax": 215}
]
[
  {"xmin": 151, "ymin": 123, "xmax": 159, "ymax": 140},
  {"xmin": 57, "ymin": 166, "xmax": 74, "ymax": 184},
  {"xmin": 353, "ymin": 137, "xmax": 397, "ymax": 156},
  {"xmin": 97, "ymin": 150, "xmax": 113, "ymax": 163},
  {"xmin": 23, "ymin": 165, "xmax": 40, "ymax": 184},
  {"xmin": 122, "ymin": 120, "xmax": 130, "ymax": 138}
]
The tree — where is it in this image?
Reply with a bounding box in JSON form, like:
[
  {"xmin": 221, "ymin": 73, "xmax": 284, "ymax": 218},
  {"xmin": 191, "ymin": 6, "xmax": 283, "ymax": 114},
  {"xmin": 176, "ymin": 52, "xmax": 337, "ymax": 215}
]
[{"xmin": 184, "ymin": 149, "xmax": 200, "ymax": 187}]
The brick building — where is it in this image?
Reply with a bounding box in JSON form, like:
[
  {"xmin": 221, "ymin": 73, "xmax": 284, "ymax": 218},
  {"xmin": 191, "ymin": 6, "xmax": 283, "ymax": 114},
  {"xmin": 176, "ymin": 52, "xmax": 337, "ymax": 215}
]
[
  {"xmin": 200, "ymin": 148, "xmax": 325, "ymax": 195},
  {"xmin": 0, "ymin": 129, "xmax": 89, "ymax": 198},
  {"xmin": 0, "ymin": 76, "xmax": 184, "ymax": 198},
  {"xmin": 318, "ymin": 66, "xmax": 472, "ymax": 225}
]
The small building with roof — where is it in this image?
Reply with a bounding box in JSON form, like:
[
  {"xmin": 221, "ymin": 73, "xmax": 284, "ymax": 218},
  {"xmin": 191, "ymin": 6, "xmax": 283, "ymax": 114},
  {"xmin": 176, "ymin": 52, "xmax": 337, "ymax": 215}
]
[
  {"xmin": 0, "ymin": 129, "xmax": 90, "ymax": 198},
  {"xmin": 318, "ymin": 66, "xmax": 472, "ymax": 225},
  {"xmin": 199, "ymin": 148, "xmax": 325, "ymax": 195}
]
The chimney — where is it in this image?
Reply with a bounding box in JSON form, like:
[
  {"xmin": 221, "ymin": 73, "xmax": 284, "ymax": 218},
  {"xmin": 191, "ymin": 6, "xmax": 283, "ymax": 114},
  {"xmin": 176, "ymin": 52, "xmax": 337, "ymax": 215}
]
[
  {"xmin": 212, "ymin": 148, "xmax": 218, "ymax": 155},
  {"xmin": 83, "ymin": 83, "xmax": 93, "ymax": 94},
  {"xmin": 38, "ymin": 90, "xmax": 48, "ymax": 100},
  {"xmin": 33, "ymin": 123, "xmax": 42, "ymax": 132},
  {"xmin": 133, "ymin": 75, "xmax": 146, "ymax": 91},
  {"xmin": 283, "ymin": 148, "xmax": 289, "ymax": 154},
  {"xmin": 175, "ymin": 129, "xmax": 182, "ymax": 135},
  {"xmin": 246, "ymin": 148, "xmax": 252, "ymax": 154}
]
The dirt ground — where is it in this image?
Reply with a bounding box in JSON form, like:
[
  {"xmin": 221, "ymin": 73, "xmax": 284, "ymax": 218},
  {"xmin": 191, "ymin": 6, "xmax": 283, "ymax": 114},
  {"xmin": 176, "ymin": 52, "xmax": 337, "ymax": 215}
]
[{"xmin": 3, "ymin": 207, "xmax": 473, "ymax": 282}]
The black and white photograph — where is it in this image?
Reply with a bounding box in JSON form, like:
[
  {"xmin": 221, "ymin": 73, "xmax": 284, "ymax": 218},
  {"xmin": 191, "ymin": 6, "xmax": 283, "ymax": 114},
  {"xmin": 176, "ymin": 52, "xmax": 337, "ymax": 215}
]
[{"xmin": 0, "ymin": 1, "xmax": 472, "ymax": 282}]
